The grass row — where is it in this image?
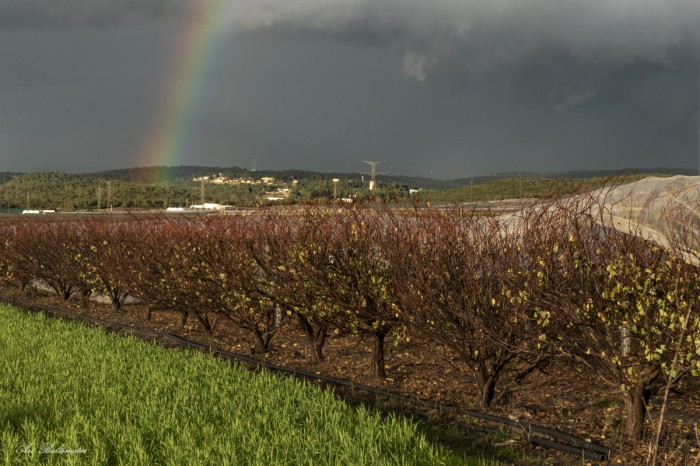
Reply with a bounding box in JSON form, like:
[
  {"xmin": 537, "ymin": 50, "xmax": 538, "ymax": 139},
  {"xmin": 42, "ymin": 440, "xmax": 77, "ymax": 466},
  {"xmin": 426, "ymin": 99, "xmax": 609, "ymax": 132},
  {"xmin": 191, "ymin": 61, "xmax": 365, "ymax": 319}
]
[{"xmin": 0, "ymin": 303, "xmax": 493, "ymax": 465}]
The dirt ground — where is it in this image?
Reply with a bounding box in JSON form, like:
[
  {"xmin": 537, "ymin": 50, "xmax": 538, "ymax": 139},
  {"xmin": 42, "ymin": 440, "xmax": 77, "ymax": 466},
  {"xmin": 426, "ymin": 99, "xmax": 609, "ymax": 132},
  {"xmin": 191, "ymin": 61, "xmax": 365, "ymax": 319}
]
[{"xmin": 2, "ymin": 281, "xmax": 699, "ymax": 465}]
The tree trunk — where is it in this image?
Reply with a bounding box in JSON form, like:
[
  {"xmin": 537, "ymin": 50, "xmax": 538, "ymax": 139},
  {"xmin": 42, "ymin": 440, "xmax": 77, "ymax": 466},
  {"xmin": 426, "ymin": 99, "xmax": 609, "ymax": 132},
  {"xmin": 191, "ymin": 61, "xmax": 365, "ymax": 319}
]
[
  {"xmin": 81, "ymin": 290, "xmax": 91, "ymax": 308},
  {"xmin": 372, "ymin": 332, "xmax": 387, "ymax": 380},
  {"xmin": 193, "ymin": 313, "xmax": 212, "ymax": 338},
  {"xmin": 177, "ymin": 311, "xmax": 189, "ymax": 329},
  {"xmin": 312, "ymin": 330, "xmax": 327, "ymax": 363},
  {"xmin": 143, "ymin": 305, "xmax": 152, "ymax": 320},
  {"xmin": 109, "ymin": 290, "xmax": 126, "ymax": 312},
  {"xmin": 252, "ymin": 327, "xmax": 271, "ymax": 354},
  {"xmin": 480, "ymin": 376, "xmax": 497, "ymax": 409},
  {"xmin": 622, "ymin": 368, "xmax": 660, "ymax": 439},
  {"xmin": 25, "ymin": 283, "xmax": 36, "ymax": 297},
  {"xmin": 297, "ymin": 313, "xmax": 327, "ymax": 363},
  {"xmin": 61, "ymin": 284, "xmax": 73, "ymax": 301},
  {"xmin": 476, "ymin": 365, "xmax": 497, "ymax": 409},
  {"xmin": 623, "ymin": 385, "xmax": 649, "ymax": 440}
]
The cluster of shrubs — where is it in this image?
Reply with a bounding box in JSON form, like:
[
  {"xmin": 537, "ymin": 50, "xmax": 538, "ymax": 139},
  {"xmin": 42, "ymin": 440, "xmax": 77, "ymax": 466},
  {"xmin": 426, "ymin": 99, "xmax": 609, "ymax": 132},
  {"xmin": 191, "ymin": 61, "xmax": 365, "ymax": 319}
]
[{"xmin": 0, "ymin": 197, "xmax": 698, "ymax": 440}]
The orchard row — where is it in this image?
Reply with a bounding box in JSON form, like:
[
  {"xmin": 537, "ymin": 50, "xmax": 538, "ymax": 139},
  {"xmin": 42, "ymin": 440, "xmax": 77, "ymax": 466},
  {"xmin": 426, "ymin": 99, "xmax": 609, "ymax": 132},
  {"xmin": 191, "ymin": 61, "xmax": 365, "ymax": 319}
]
[{"xmin": 0, "ymin": 199, "xmax": 698, "ymax": 439}]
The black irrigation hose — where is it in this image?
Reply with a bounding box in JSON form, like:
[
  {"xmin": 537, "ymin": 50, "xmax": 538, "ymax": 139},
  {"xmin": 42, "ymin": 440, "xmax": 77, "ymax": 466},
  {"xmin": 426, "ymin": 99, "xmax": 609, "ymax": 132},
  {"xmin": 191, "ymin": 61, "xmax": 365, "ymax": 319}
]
[{"xmin": 1, "ymin": 294, "xmax": 612, "ymax": 461}]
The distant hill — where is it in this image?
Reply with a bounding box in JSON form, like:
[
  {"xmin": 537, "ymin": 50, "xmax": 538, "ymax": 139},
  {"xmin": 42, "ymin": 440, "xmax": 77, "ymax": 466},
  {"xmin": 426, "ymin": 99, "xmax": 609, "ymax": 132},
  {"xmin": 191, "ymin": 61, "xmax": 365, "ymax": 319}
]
[
  {"xmin": 90, "ymin": 166, "xmax": 248, "ymax": 184},
  {"xmin": 88, "ymin": 166, "xmax": 465, "ymax": 190},
  {"xmin": 428, "ymin": 169, "xmax": 697, "ymax": 203},
  {"xmin": 91, "ymin": 165, "xmax": 697, "ymax": 190},
  {"xmin": 1, "ymin": 166, "xmax": 695, "ymax": 210},
  {"xmin": 0, "ymin": 172, "xmax": 18, "ymax": 185},
  {"xmin": 450, "ymin": 167, "xmax": 697, "ymax": 186},
  {"xmin": 6, "ymin": 165, "xmax": 697, "ymax": 189}
]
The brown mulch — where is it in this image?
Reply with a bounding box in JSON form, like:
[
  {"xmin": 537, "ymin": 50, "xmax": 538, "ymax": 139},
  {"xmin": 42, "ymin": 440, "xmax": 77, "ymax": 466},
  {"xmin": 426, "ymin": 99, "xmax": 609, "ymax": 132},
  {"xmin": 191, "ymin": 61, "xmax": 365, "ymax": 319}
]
[{"xmin": 2, "ymin": 282, "xmax": 699, "ymax": 465}]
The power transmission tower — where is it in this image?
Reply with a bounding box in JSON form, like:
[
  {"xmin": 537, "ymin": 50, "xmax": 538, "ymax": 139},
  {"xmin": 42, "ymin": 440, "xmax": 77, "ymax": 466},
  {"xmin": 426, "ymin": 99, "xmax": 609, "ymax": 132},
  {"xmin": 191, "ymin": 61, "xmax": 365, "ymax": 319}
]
[{"xmin": 362, "ymin": 160, "xmax": 382, "ymax": 191}]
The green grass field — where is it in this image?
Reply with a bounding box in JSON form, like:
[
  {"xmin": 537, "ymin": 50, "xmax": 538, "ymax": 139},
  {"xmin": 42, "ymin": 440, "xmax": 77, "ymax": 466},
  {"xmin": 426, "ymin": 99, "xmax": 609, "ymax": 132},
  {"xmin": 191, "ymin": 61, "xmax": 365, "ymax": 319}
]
[{"xmin": 0, "ymin": 303, "xmax": 492, "ymax": 465}]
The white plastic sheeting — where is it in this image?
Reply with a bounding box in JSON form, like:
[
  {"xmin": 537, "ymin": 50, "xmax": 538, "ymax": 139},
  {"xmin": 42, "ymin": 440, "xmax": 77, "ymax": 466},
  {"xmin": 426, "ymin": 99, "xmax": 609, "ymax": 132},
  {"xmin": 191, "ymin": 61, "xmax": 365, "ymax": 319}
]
[
  {"xmin": 497, "ymin": 175, "xmax": 700, "ymax": 265},
  {"xmin": 591, "ymin": 176, "xmax": 700, "ymax": 265}
]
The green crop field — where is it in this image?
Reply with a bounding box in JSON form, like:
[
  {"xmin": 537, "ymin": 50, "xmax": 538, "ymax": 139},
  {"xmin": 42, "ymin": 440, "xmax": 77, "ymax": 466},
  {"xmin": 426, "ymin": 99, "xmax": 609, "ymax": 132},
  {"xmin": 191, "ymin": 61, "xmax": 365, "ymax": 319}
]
[{"xmin": 0, "ymin": 303, "xmax": 492, "ymax": 465}]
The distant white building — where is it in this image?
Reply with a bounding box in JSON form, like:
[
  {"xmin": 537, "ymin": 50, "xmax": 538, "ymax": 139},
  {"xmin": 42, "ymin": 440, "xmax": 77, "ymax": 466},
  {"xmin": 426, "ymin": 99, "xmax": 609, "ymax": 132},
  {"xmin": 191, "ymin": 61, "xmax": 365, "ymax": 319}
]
[
  {"xmin": 22, "ymin": 209, "xmax": 56, "ymax": 215},
  {"xmin": 193, "ymin": 174, "xmax": 281, "ymax": 186},
  {"xmin": 188, "ymin": 203, "xmax": 234, "ymax": 211}
]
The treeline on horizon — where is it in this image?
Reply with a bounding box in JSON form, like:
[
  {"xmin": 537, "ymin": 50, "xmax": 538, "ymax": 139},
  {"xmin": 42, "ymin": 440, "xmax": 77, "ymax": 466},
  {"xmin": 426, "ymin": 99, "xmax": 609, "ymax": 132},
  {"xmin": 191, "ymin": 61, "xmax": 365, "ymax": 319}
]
[
  {"xmin": 0, "ymin": 166, "xmax": 694, "ymax": 210},
  {"xmin": 0, "ymin": 201, "xmax": 698, "ymax": 442}
]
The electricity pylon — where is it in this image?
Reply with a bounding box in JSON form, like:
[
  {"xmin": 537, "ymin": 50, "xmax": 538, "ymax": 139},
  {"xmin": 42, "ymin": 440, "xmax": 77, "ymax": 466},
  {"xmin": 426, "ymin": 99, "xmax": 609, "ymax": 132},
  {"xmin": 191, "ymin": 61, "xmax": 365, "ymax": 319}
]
[{"xmin": 362, "ymin": 160, "xmax": 382, "ymax": 191}]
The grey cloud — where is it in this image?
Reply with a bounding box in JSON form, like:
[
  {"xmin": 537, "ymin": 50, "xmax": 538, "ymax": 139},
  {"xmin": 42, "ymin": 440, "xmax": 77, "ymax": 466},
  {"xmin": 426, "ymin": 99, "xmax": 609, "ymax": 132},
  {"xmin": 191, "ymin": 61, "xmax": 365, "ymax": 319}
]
[
  {"xmin": 0, "ymin": 0, "xmax": 193, "ymax": 28},
  {"xmin": 401, "ymin": 50, "xmax": 432, "ymax": 82},
  {"xmin": 9, "ymin": 1, "xmax": 697, "ymax": 68},
  {"xmin": 229, "ymin": 0, "xmax": 700, "ymax": 79},
  {"xmin": 0, "ymin": 1, "xmax": 697, "ymax": 176},
  {"xmin": 551, "ymin": 89, "xmax": 597, "ymax": 113}
]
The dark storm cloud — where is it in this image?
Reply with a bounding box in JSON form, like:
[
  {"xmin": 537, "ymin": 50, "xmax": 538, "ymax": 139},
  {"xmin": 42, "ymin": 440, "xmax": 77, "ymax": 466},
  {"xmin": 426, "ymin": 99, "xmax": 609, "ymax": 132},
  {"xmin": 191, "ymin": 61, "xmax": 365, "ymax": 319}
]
[
  {"xmin": 0, "ymin": 0, "xmax": 697, "ymax": 176},
  {"xmin": 0, "ymin": 0, "xmax": 191, "ymax": 28},
  {"xmin": 7, "ymin": 1, "xmax": 697, "ymax": 67},
  {"xmin": 229, "ymin": 0, "xmax": 700, "ymax": 78},
  {"xmin": 227, "ymin": 0, "xmax": 700, "ymax": 162}
]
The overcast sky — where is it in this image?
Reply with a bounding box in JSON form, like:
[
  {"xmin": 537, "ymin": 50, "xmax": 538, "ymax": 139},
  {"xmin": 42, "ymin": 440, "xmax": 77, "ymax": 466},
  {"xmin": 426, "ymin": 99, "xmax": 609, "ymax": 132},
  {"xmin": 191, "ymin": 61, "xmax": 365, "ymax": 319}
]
[{"xmin": 0, "ymin": 0, "xmax": 698, "ymax": 178}]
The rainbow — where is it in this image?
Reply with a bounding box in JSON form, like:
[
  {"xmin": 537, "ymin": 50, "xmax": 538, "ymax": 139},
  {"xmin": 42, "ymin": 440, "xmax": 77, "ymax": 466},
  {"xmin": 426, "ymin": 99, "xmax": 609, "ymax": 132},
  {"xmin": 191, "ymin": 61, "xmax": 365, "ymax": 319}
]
[{"xmin": 138, "ymin": 0, "xmax": 231, "ymax": 170}]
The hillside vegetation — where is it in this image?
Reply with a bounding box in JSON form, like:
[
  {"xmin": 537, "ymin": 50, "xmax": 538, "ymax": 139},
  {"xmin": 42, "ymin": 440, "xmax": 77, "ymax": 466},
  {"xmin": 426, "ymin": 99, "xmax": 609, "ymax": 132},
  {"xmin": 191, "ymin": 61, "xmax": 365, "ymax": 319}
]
[
  {"xmin": 0, "ymin": 166, "xmax": 691, "ymax": 210},
  {"xmin": 426, "ymin": 174, "xmax": 660, "ymax": 203}
]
